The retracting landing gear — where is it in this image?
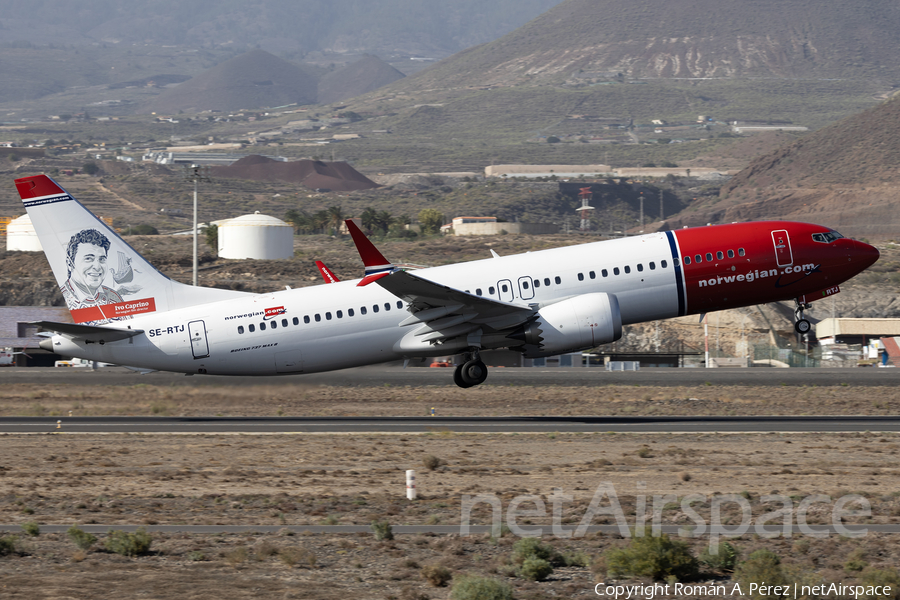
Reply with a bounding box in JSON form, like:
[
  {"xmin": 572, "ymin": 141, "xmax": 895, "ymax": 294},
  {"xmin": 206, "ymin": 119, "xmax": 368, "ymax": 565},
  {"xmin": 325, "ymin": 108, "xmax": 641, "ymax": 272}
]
[
  {"xmin": 794, "ymin": 300, "xmax": 812, "ymax": 334},
  {"xmin": 453, "ymin": 351, "xmax": 488, "ymax": 388}
]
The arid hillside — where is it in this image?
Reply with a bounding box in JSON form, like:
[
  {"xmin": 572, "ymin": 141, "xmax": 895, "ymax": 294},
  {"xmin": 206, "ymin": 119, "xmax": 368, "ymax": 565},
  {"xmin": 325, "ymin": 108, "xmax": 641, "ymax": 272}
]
[
  {"xmin": 666, "ymin": 97, "xmax": 900, "ymax": 239},
  {"xmin": 388, "ymin": 0, "xmax": 900, "ymax": 92}
]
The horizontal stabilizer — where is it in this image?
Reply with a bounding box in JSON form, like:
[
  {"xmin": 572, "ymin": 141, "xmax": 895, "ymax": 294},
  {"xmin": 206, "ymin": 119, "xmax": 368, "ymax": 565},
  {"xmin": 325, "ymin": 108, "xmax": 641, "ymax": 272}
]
[{"xmin": 31, "ymin": 321, "xmax": 143, "ymax": 343}]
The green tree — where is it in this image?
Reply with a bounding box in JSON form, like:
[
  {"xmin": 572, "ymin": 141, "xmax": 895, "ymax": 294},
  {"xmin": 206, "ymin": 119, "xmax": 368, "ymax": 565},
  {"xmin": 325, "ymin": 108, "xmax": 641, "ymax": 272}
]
[
  {"xmin": 546, "ymin": 136, "xmax": 561, "ymax": 143},
  {"xmin": 81, "ymin": 162, "xmax": 100, "ymax": 175},
  {"xmin": 326, "ymin": 205, "xmax": 344, "ymax": 235},
  {"xmin": 418, "ymin": 209, "xmax": 444, "ymax": 235},
  {"xmin": 285, "ymin": 209, "xmax": 314, "ymax": 234},
  {"xmin": 204, "ymin": 224, "xmax": 218, "ymax": 251}
]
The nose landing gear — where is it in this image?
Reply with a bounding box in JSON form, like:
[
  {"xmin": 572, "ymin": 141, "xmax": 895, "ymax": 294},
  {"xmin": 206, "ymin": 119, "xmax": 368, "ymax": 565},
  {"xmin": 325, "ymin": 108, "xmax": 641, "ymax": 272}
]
[
  {"xmin": 453, "ymin": 351, "xmax": 488, "ymax": 388},
  {"xmin": 794, "ymin": 301, "xmax": 812, "ymax": 334}
]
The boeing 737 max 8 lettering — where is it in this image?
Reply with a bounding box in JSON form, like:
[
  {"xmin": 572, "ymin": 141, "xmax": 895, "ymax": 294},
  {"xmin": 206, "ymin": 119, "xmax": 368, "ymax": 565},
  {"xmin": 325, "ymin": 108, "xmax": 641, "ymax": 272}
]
[{"xmin": 16, "ymin": 174, "xmax": 879, "ymax": 387}]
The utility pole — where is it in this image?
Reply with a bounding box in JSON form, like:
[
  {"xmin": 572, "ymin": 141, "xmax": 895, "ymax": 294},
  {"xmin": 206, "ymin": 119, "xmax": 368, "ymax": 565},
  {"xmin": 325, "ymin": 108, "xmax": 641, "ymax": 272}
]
[
  {"xmin": 184, "ymin": 164, "xmax": 210, "ymax": 286},
  {"xmin": 639, "ymin": 192, "xmax": 644, "ymax": 229}
]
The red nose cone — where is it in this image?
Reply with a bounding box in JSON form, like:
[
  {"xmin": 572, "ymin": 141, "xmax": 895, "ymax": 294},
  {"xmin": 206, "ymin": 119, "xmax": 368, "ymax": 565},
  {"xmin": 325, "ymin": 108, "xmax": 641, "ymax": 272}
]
[{"xmin": 856, "ymin": 241, "xmax": 880, "ymax": 270}]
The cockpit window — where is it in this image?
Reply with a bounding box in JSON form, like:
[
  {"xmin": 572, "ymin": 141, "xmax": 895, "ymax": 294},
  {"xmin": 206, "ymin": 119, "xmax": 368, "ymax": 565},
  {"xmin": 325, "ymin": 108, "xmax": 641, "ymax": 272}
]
[{"xmin": 812, "ymin": 231, "xmax": 844, "ymax": 243}]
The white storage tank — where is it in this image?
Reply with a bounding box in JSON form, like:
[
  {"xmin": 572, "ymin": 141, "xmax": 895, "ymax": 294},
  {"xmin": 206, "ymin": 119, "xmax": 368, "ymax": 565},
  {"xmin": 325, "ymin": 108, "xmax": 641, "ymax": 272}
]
[
  {"xmin": 6, "ymin": 214, "xmax": 42, "ymax": 252},
  {"xmin": 217, "ymin": 211, "xmax": 294, "ymax": 259}
]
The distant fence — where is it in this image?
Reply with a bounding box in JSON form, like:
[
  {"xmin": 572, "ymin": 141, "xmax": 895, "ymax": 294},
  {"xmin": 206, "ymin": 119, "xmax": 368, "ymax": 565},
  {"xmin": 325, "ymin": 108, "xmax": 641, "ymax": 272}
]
[{"xmin": 753, "ymin": 345, "xmax": 820, "ymax": 368}]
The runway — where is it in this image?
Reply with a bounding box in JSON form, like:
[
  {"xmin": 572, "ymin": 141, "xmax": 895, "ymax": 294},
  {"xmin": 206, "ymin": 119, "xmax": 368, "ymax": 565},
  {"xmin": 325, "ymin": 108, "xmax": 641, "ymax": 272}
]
[
  {"xmin": 1, "ymin": 365, "xmax": 899, "ymax": 388},
  {"xmin": 3, "ymin": 415, "xmax": 899, "ymax": 433}
]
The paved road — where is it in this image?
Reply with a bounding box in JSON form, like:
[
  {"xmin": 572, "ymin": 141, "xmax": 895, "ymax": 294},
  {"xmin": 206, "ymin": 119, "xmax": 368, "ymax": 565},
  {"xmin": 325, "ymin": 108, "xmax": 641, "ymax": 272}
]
[
  {"xmin": 1, "ymin": 365, "xmax": 898, "ymax": 388},
  {"xmin": 3, "ymin": 415, "xmax": 899, "ymax": 434}
]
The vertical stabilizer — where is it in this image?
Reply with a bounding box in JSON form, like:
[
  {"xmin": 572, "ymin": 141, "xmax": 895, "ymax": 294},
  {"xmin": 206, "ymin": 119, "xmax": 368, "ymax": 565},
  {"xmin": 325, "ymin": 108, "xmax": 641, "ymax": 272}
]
[{"xmin": 15, "ymin": 174, "xmax": 249, "ymax": 324}]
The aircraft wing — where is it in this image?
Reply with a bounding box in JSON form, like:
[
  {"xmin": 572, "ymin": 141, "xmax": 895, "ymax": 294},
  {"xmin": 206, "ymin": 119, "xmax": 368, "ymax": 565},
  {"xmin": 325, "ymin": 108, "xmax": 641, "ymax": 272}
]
[
  {"xmin": 31, "ymin": 321, "xmax": 144, "ymax": 343},
  {"xmin": 376, "ymin": 270, "xmax": 534, "ymax": 342},
  {"xmin": 344, "ymin": 218, "xmax": 534, "ymax": 347}
]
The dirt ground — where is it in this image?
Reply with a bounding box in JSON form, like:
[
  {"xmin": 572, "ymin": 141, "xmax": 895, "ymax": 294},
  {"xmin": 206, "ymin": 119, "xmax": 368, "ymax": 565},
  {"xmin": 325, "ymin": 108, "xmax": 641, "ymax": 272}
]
[
  {"xmin": 1, "ymin": 383, "xmax": 900, "ymax": 599},
  {"xmin": 3, "ymin": 381, "xmax": 899, "ymax": 418}
]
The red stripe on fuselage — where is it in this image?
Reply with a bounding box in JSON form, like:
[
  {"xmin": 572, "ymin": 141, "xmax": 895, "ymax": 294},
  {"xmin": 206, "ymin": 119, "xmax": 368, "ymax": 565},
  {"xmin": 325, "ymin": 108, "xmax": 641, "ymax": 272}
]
[{"xmin": 672, "ymin": 221, "xmax": 870, "ymax": 315}]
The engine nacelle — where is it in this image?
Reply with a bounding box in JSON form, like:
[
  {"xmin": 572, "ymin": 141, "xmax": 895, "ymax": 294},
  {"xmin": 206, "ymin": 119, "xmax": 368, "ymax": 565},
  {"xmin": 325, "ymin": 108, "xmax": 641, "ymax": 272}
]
[{"xmin": 512, "ymin": 293, "xmax": 622, "ymax": 358}]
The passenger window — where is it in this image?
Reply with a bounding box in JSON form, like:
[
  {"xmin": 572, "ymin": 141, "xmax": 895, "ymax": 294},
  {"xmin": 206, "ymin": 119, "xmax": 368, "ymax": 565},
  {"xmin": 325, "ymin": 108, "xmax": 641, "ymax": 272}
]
[
  {"xmin": 489, "ymin": 286, "xmax": 496, "ymax": 294},
  {"xmin": 303, "ymin": 316, "xmax": 310, "ymax": 324},
  {"xmin": 554, "ymin": 276, "xmax": 561, "ymax": 284},
  {"xmin": 260, "ymin": 322, "xmax": 266, "ymax": 331},
  {"xmin": 348, "ymin": 308, "xmax": 355, "ymax": 317},
  {"xmin": 738, "ymin": 248, "xmax": 745, "ymax": 256},
  {"xmin": 589, "ymin": 271, "xmax": 596, "ymax": 279},
  {"xmin": 384, "ymin": 303, "xmax": 390, "ymax": 311},
  {"xmin": 613, "ymin": 267, "xmax": 620, "ymax": 275},
  {"xmin": 637, "ymin": 264, "xmax": 643, "ymax": 272},
  {"xmin": 624, "ymin": 266, "xmax": 631, "ymax": 274},
  {"xmin": 706, "ymin": 253, "xmax": 713, "ymax": 262},
  {"xmin": 476, "ymin": 288, "xmax": 482, "ymax": 295},
  {"xmin": 337, "ymin": 310, "xmax": 343, "ymax": 318},
  {"xmin": 684, "ymin": 256, "xmax": 691, "ymax": 265},
  {"xmin": 373, "ymin": 305, "xmax": 379, "ymax": 313},
  {"xmin": 577, "ymin": 273, "xmax": 584, "ymax": 281},
  {"xmin": 695, "ymin": 255, "xmax": 702, "ymax": 263},
  {"xmin": 361, "ymin": 306, "xmax": 367, "ymax": 315},
  {"xmin": 533, "ymin": 280, "xmax": 540, "ymax": 288},
  {"xmin": 249, "ymin": 324, "xmax": 255, "ymax": 333},
  {"xmin": 523, "ymin": 280, "xmax": 530, "ymax": 289},
  {"xmin": 238, "ymin": 326, "xmax": 244, "ymax": 334},
  {"xmin": 662, "ymin": 260, "xmax": 669, "ymax": 268},
  {"xmin": 649, "ymin": 262, "xmax": 655, "ymax": 270},
  {"xmin": 602, "ymin": 269, "xmax": 608, "ymax": 277},
  {"xmin": 325, "ymin": 312, "xmax": 331, "ymax": 320},
  {"xmin": 293, "ymin": 317, "xmax": 299, "ymax": 325},
  {"xmin": 282, "ymin": 318, "xmax": 288, "ymax": 327},
  {"xmin": 397, "ymin": 301, "xmax": 403, "ymax": 309},
  {"xmin": 314, "ymin": 314, "xmax": 321, "ymax": 322},
  {"xmin": 716, "ymin": 251, "xmax": 724, "ymax": 260},
  {"xmin": 544, "ymin": 278, "xmax": 550, "ymax": 286},
  {"xmin": 501, "ymin": 284, "xmax": 509, "ymax": 292},
  {"xmin": 727, "ymin": 249, "xmax": 734, "ymax": 258},
  {"xmin": 270, "ymin": 321, "xmax": 277, "ymax": 329}
]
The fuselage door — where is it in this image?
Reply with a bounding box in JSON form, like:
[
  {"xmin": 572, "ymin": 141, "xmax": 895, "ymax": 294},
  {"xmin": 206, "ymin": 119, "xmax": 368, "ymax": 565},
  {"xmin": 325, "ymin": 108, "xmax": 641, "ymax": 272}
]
[
  {"xmin": 188, "ymin": 320, "xmax": 210, "ymax": 359},
  {"xmin": 497, "ymin": 279, "xmax": 514, "ymax": 302},
  {"xmin": 517, "ymin": 276, "xmax": 534, "ymax": 300},
  {"xmin": 771, "ymin": 229, "xmax": 793, "ymax": 267}
]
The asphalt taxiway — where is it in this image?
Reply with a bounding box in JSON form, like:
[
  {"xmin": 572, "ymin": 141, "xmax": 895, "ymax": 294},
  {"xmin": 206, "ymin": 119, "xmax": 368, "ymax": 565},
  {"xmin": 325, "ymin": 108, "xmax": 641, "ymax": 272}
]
[
  {"xmin": 1, "ymin": 365, "xmax": 898, "ymax": 388},
  {"xmin": 2, "ymin": 415, "xmax": 898, "ymax": 434}
]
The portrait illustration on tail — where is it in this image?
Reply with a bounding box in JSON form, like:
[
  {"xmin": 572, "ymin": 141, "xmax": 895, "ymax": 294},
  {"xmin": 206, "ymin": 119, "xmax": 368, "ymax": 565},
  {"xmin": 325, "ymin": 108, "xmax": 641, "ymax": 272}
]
[{"xmin": 61, "ymin": 228, "xmax": 143, "ymax": 324}]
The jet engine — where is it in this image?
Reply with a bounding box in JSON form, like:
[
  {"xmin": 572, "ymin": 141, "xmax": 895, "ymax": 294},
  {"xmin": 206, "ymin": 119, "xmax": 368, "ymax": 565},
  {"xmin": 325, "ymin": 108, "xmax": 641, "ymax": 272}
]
[{"xmin": 510, "ymin": 293, "xmax": 622, "ymax": 358}]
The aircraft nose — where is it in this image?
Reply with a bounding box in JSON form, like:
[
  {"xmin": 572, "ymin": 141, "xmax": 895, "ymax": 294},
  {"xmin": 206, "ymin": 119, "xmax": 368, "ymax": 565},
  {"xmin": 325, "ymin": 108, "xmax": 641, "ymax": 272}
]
[{"xmin": 853, "ymin": 240, "xmax": 879, "ymax": 269}]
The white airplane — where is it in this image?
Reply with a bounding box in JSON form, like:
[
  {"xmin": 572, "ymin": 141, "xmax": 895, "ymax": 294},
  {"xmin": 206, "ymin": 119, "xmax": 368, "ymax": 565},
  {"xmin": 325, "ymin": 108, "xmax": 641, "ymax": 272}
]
[{"xmin": 17, "ymin": 174, "xmax": 879, "ymax": 387}]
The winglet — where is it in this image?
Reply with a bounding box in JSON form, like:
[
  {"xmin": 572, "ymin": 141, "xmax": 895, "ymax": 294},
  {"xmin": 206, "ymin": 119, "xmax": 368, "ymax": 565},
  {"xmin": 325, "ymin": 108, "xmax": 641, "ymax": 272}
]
[
  {"xmin": 345, "ymin": 219, "xmax": 397, "ymax": 286},
  {"xmin": 315, "ymin": 260, "xmax": 341, "ymax": 283}
]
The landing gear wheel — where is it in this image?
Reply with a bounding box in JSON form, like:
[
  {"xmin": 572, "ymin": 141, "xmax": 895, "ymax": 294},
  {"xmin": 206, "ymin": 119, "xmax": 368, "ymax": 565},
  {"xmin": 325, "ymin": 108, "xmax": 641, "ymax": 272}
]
[
  {"xmin": 453, "ymin": 364, "xmax": 474, "ymax": 389},
  {"xmin": 793, "ymin": 300, "xmax": 813, "ymax": 336},
  {"xmin": 458, "ymin": 359, "xmax": 488, "ymax": 387}
]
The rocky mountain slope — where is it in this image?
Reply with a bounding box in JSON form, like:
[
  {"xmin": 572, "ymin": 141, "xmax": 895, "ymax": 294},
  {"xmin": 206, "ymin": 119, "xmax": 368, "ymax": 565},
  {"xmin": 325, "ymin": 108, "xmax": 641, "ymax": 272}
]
[
  {"xmin": 392, "ymin": 0, "xmax": 900, "ymax": 91},
  {"xmin": 144, "ymin": 49, "xmax": 318, "ymax": 114},
  {"xmin": 666, "ymin": 96, "xmax": 900, "ymax": 239}
]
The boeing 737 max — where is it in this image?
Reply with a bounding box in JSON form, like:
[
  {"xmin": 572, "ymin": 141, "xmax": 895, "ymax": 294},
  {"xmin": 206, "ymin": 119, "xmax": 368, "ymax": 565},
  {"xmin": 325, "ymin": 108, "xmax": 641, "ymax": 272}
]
[{"xmin": 16, "ymin": 174, "xmax": 879, "ymax": 387}]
